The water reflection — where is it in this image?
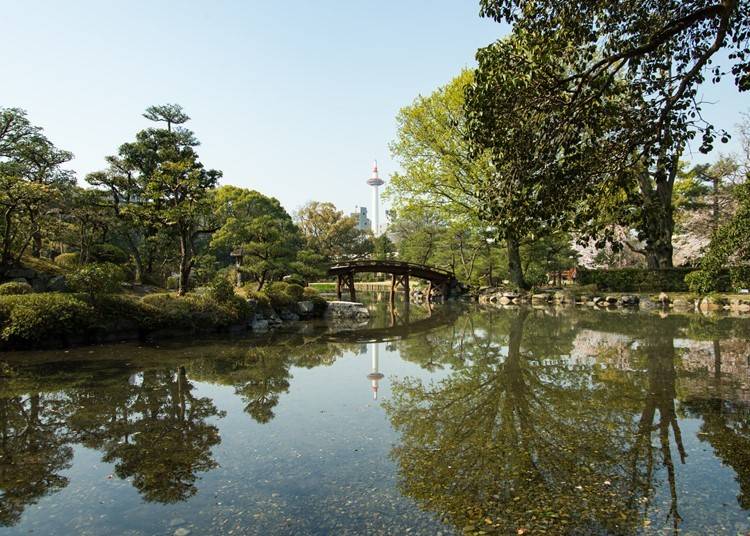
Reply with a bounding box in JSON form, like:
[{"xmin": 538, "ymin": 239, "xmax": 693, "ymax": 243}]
[
  {"xmin": 0, "ymin": 305, "xmax": 750, "ymax": 533},
  {"xmin": 0, "ymin": 394, "xmax": 72, "ymax": 526},
  {"xmin": 384, "ymin": 308, "xmax": 750, "ymax": 534}
]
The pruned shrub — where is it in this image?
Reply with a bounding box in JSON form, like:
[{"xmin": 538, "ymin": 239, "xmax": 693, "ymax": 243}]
[
  {"xmin": 208, "ymin": 276, "xmax": 236, "ymax": 303},
  {"xmin": 285, "ymin": 283, "xmax": 304, "ymax": 302},
  {"xmin": 90, "ymin": 243, "xmax": 129, "ymax": 264},
  {"xmin": 283, "ymin": 274, "xmax": 307, "ymax": 287},
  {"xmin": 67, "ymin": 263, "xmax": 125, "ymax": 299},
  {"xmin": 576, "ymin": 267, "xmax": 694, "ymax": 292},
  {"xmin": 0, "ymin": 293, "xmax": 94, "ymax": 346},
  {"xmin": 0, "ymin": 281, "xmax": 33, "ymax": 295},
  {"xmin": 302, "ymin": 286, "xmax": 319, "ymax": 299},
  {"xmin": 54, "ymin": 252, "xmax": 80, "ymax": 269},
  {"xmin": 264, "ymin": 282, "xmax": 296, "ymax": 308},
  {"xmin": 730, "ymin": 265, "xmax": 750, "ymax": 291},
  {"xmin": 245, "ymin": 288, "xmax": 271, "ymax": 309},
  {"xmin": 140, "ymin": 292, "xmax": 250, "ymax": 330}
]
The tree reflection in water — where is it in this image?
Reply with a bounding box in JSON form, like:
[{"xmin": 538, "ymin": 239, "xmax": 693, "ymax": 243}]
[
  {"xmin": 68, "ymin": 366, "xmax": 224, "ymax": 503},
  {"xmin": 0, "ymin": 393, "xmax": 73, "ymax": 526},
  {"xmin": 384, "ymin": 309, "xmax": 707, "ymax": 535},
  {"xmin": 1, "ymin": 307, "xmax": 750, "ymax": 531}
]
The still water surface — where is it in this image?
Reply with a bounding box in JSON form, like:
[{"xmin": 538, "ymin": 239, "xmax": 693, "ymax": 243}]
[{"xmin": 2, "ymin": 301, "xmax": 750, "ymax": 535}]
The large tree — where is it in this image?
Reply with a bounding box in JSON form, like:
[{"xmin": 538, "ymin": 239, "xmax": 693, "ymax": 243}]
[
  {"xmin": 210, "ymin": 186, "xmax": 302, "ymax": 290},
  {"xmin": 0, "ymin": 108, "xmax": 74, "ymax": 268},
  {"xmin": 388, "ymin": 69, "xmax": 536, "ymax": 287},
  {"xmin": 89, "ymin": 105, "xmax": 220, "ymax": 293},
  {"xmin": 473, "ymin": 0, "xmax": 749, "ymax": 268},
  {"xmin": 293, "ymin": 201, "xmax": 372, "ymax": 261}
]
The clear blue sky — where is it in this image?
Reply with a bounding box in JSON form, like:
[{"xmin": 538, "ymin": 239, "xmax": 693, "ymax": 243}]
[{"xmin": 2, "ymin": 1, "xmax": 745, "ymax": 223}]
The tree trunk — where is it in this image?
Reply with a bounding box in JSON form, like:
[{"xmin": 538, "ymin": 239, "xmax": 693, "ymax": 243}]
[
  {"xmin": 32, "ymin": 230, "xmax": 42, "ymax": 258},
  {"xmin": 1, "ymin": 207, "xmax": 14, "ymax": 267},
  {"xmin": 123, "ymin": 234, "xmax": 144, "ymax": 284},
  {"xmin": 506, "ymin": 233, "xmax": 528, "ymax": 289},
  {"xmin": 641, "ymin": 177, "xmax": 675, "ymax": 269},
  {"xmin": 177, "ymin": 232, "xmax": 193, "ymax": 296}
]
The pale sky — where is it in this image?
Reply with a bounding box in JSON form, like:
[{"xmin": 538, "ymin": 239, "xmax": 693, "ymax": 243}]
[{"xmin": 2, "ymin": 1, "xmax": 746, "ymax": 225}]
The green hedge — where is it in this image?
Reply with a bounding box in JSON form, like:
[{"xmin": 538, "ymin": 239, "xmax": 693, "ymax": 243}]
[
  {"xmin": 0, "ymin": 291, "xmax": 252, "ymax": 349},
  {"xmin": 0, "ymin": 281, "xmax": 33, "ymax": 295},
  {"xmin": 0, "ymin": 293, "xmax": 94, "ymax": 346},
  {"xmin": 576, "ymin": 267, "xmax": 696, "ymax": 292},
  {"xmin": 730, "ymin": 265, "xmax": 750, "ymax": 290}
]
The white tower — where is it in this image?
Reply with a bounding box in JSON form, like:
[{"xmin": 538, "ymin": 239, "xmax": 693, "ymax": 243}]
[
  {"xmin": 367, "ymin": 161, "xmax": 384, "ymax": 236},
  {"xmin": 367, "ymin": 343, "xmax": 385, "ymax": 400}
]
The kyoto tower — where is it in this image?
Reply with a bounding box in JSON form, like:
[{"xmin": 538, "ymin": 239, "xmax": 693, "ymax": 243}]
[{"xmin": 367, "ymin": 161, "xmax": 384, "ymax": 236}]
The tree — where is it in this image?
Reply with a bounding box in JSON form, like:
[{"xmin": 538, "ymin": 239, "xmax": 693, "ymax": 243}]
[
  {"xmin": 467, "ymin": 35, "xmax": 630, "ymax": 283},
  {"xmin": 142, "ymin": 103, "xmax": 190, "ymax": 132},
  {"xmin": 108, "ymin": 107, "xmax": 220, "ymax": 294},
  {"xmin": 211, "ymin": 186, "xmax": 301, "ymax": 290},
  {"xmin": 473, "ymin": 0, "xmax": 749, "ymax": 268},
  {"xmin": 0, "ymin": 108, "xmax": 74, "ymax": 268},
  {"xmin": 387, "ymin": 70, "xmax": 534, "ymax": 286},
  {"xmin": 294, "ymin": 201, "xmax": 372, "ymax": 261},
  {"xmin": 687, "ymin": 176, "xmax": 750, "ymax": 292}
]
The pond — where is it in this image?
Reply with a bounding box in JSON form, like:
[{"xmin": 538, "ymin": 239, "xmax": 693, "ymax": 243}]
[{"xmin": 1, "ymin": 301, "xmax": 750, "ymax": 535}]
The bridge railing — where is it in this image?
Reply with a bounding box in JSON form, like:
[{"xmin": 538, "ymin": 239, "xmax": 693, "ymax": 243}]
[{"xmin": 328, "ymin": 259, "xmax": 455, "ymax": 278}]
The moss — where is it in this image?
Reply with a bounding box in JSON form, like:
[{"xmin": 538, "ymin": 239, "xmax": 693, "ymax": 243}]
[{"xmin": 0, "ymin": 281, "xmax": 33, "ymax": 295}]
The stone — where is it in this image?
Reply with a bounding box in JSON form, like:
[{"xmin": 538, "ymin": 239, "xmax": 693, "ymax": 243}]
[
  {"xmin": 605, "ymin": 296, "xmax": 618, "ymax": 304},
  {"xmin": 174, "ymin": 529, "xmax": 191, "ymax": 536},
  {"xmin": 279, "ymin": 309, "xmax": 299, "ymax": 322},
  {"xmin": 498, "ymin": 296, "xmax": 512, "ymax": 305},
  {"xmin": 620, "ymin": 295, "xmax": 640, "ymax": 306},
  {"xmin": 5, "ymin": 267, "xmax": 36, "ymax": 280},
  {"xmin": 658, "ymin": 292, "xmax": 670, "ymax": 305},
  {"xmin": 297, "ymin": 300, "xmax": 315, "ymax": 315},
  {"xmin": 502, "ymin": 292, "xmax": 519, "ymax": 299},
  {"xmin": 672, "ymin": 298, "xmax": 693, "ymax": 310},
  {"xmin": 250, "ymin": 318, "xmax": 269, "ymax": 331},
  {"xmin": 46, "ymin": 275, "xmax": 68, "ymax": 292},
  {"xmin": 10, "ymin": 277, "xmax": 29, "ymax": 284},
  {"xmin": 324, "ymin": 301, "xmax": 370, "ymax": 321},
  {"xmin": 592, "ymin": 296, "xmax": 603, "ymax": 304},
  {"xmin": 531, "ymin": 293, "xmax": 550, "ymax": 302}
]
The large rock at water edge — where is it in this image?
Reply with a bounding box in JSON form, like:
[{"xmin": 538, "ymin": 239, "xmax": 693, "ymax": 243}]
[{"xmin": 324, "ymin": 301, "xmax": 370, "ymax": 321}]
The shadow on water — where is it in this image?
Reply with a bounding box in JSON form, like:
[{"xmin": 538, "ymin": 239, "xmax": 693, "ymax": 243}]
[{"xmin": 1, "ymin": 302, "xmax": 750, "ymax": 533}]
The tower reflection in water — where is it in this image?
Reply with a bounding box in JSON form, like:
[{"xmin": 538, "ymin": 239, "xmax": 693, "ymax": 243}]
[{"xmin": 366, "ymin": 342, "xmax": 385, "ymax": 400}]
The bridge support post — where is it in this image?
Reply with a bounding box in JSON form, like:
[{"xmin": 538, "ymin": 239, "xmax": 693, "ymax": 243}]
[
  {"xmin": 336, "ymin": 274, "xmax": 342, "ymax": 300},
  {"xmin": 346, "ymin": 271, "xmax": 356, "ymax": 302},
  {"xmin": 403, "ymin": 274, "xmax": 410, "ymax": 302},
  {"xmin": 426, "ymin": 281, "xmax": 433, "ymax": 303}
]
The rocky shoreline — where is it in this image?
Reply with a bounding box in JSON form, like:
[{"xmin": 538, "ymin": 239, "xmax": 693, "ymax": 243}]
[{"xmin": 476, "ymin": 288, "xmax": 750, "ymax": 314}]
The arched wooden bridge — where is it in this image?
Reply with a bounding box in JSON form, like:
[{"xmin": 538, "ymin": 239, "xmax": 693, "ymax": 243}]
[{"xmin": 327, "ymin": 260, "xmax": 460, "ymax": 302}]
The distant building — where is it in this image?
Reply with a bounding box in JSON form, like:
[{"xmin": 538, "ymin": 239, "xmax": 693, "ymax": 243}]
[{"xmin": 351, "ymin": 206, "xmax": 371, "ymax": 232}]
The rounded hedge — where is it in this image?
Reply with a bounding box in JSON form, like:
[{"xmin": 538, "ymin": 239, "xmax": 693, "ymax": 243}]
[
  {"xmin": 0, "ymin": 281, "xmax": 33, "ymax": 295},
  {"xmin": 54, "ymin": 252, "xmax": 80, "ymax": 269}
]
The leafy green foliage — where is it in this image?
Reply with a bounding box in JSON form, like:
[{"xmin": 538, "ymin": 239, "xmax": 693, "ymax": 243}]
[
  {"xmin": 0, "ymin": 293, "xmax": 93, "ymax": 345},
  {"xmin": 0, "ymin": 281, "xmax": 33, "ymax": 295},
  {"xmin": 689, "ymin": 180, "xmax": 750, "ymax": 293},
  {"xmin": 90, "ymin": 243, "xmax": 129, "ymax": 264},
  {"xmin": 211, "ymin": 186, "xmax": 302, "ymax": 290},
  {"xmin": 53, "ymin": 252, "xmax": 80, "ymax": 269},
  {"xmin": 577, "ymin": 267, "xmax": 694, "ymax": 292},
  {"xmin": 294, "ymin": 201, "xmax": 372, "ymax": 262},
  {"xmin": 67, "ymin": 263, "xmax": 125, "ymax": 299},
  {"xmin": 207, "ymin": 276, "xmax": 235, "ymax": 304},
  {"xmin": 472, "ymin": 0, "xmax": 748, "ymax": 268}
]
